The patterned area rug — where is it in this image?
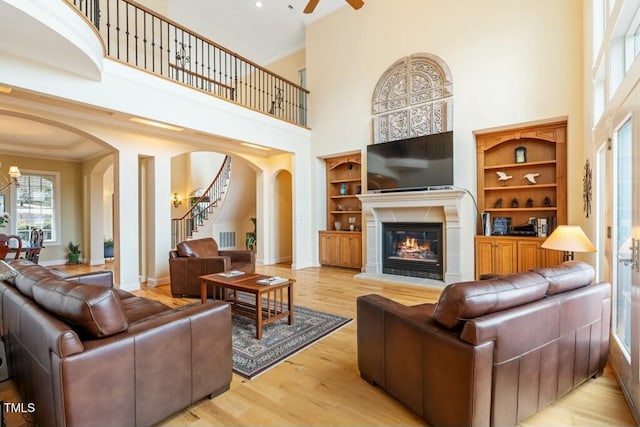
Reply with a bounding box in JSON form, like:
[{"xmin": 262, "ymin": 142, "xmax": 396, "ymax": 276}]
[{"xmin": 232, "ymin": 304, "xmax": 351, "ymax": 379}]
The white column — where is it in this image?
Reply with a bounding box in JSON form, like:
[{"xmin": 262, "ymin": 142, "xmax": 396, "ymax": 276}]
[
  {"xmin": 88, "ymin": 169, "xmax": 105, "ymax": 265},
  {"xmin": 145, "ymin": 155, "xmax": 172, "ymax": 286},
  {"xmin": 291, "ymin": 149, "xmax": 313, "ymax": 270},
  {"xmin": 114, "ymin": 148, "xmax": 140, "ymax": 291}
]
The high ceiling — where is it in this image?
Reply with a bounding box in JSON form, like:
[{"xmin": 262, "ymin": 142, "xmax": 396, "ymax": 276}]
[
  {"xmin": 165, "ymin": 0, "xmax": 348, "ymax": 65},
  {"xmin": 1, "ymin": 0, "xmax": 352, "ymax": 162}
]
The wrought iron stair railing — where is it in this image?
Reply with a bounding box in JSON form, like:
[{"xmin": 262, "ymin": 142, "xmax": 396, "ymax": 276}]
[
  {"xmin": 66, "ymin": 0, "xmax": 309, "ymax": 126},
  {"xmin": 171, "ymin": 155, "xmax": 231, "ymax": 248}
]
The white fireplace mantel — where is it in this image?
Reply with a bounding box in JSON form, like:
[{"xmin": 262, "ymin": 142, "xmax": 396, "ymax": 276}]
[{"xmin": 356, "ymin": 188, "xmax": 468, "ymax": 287}]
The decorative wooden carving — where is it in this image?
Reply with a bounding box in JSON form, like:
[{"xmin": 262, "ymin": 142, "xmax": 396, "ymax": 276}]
[{"xmin": 372, "ymin": 53, "xmax": 453, "ymax": 143}]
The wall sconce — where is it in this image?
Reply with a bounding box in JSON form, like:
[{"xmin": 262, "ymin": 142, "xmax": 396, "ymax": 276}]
[
  {"xmin": 172, "ymin": 193, "xmax": 183, "ymax": 208},
  {"xmin": 0, "ymin": 163, "xmax": 20, "ymax": 192}
]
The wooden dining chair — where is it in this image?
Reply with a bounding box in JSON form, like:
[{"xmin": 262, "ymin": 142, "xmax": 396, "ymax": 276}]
[
  {"xmin": 0, "ymin": 234, "xmax": 22, "ymax": 261},
  {"xmin": 25, "ymin": 228, "xmax": 44, "ymax": 264}
]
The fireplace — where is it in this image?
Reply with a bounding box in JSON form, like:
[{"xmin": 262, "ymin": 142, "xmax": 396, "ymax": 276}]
[
  {"xmin": 356, "ymin": 189, "xmax": 469, "ymax": 286},
  {"xmin": 383, "ymin": 222, "xmax": 443, "ymax": 280}
]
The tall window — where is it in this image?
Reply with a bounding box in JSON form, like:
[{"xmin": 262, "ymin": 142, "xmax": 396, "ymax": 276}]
[
  {"xmin": 625, "ymin": 3, "xmax": 640, "ymax": 72},
  {"xmin": 15, "ymin": 172, "xmax": 58, "ymax": 244}
]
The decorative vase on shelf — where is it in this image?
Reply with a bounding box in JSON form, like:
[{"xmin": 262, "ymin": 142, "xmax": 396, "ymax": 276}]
[
  {"xmin": 334, "ymin": 221, "xmax": 342, "ymax": 231},
  {"xmin": 339, "ymin": 183, "xmax": 348, "ymax": 195}
]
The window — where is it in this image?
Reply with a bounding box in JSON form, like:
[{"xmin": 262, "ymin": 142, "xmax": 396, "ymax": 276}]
[
  {"xmin": 298, "ymin": 68, "xmax": 307, "ymax": 126},
  {"xmin": 593, "ymin": 0, "xmax": 605, "ymax": 59},
  {"xmin": 14, "ymin": 171, "xmax": 59, "ymax": 244},
  {"xmin": 625, "ymin": 4, "xmax": 640, "ymax": 71},
  {"xmin": 594, "ymin": 61, "xmax": 606, "ymax": 124}
]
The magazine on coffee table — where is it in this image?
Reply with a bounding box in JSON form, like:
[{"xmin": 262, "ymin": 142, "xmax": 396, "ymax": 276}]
[
  {"xmin": 216, "ymin": 270, "xmax": 245, "ymax": 278},
  {"xmin": 256, "ymin": 276, "xmax": 288, "ymax": 285}
]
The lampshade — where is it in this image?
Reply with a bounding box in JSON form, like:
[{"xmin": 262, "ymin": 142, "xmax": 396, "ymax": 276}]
[
  {"xmin": 541, "ymin": 225, "xmax": 596, "ymax": 253},
  {"xmin": 8, "ymin": 166, "xmax": 20, "ymax": 178}
]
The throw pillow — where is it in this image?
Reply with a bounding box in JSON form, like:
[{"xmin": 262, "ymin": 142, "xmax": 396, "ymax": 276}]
[{"xmin": 0, "ymin": 260, "xmax": 18, "ymax": 281}]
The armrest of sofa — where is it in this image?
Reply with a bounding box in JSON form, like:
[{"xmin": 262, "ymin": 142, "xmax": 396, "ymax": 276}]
[
  {"xmin": 63, "ymin": 270, "xmax": 114, "ymax": 288},
  {"xmin": 357, "ymin": 294, "xmax": 494, "ymax": 427},
  {"xmin": 61, "ymin": 301, "xmax": 232, "ymax": 427},
  {"xmin": 218, "ymin": 249, "xmax": 255, "ymax": 265},
  {"xmin": 169, "ymin": 255, "xmax": 230, "ymax": 272},
  {"xmin": 357, "ymin": 294, "xmax": 435, "ymax": 388},
  {"xmin": 169, "ymin": 255, "xmax": 231, "ymax": 296}
]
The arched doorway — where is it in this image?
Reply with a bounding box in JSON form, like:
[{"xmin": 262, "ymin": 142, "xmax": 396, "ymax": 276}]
[{"xmin": 273, "ymin": 170, "xmax": 292, "ymax": 265}]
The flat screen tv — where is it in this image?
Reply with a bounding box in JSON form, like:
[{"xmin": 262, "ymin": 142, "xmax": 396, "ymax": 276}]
[{"xmin": 367, "ymin": 131, "xmax": 454, "ymax": 192}]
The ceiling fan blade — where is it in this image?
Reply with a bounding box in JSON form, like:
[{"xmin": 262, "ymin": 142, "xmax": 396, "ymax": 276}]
[
  {"xmin": 345, "ymin": 0, "xmax": 364, "ymax": 10},
  {"xmin": 303, "ymin": 0, "xmax": 320, "ymax": 14}
]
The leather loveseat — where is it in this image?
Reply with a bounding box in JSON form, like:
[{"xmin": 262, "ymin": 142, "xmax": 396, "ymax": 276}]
[
  {"xmin": 169, "ymin": 237, "xmax": 255, "ymax": 297},
  {"xmin": 0, "ymin": 259, "xmax": 232, "ymax": 427},
  {"xmin": 357, "ymin": 261, "xmax": 610, "ymax": 427}
]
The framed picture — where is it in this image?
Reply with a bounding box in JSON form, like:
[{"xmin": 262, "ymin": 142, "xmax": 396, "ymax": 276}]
[
  {"xmin": 492, "ymin": 217, "xmax": 511, "ymax": 236},
  {"xmin": 0, "ymin": 195, "xmax": 4, "ymax": 213}
]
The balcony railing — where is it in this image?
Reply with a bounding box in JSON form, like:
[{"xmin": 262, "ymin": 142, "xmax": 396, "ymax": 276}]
[{"xmin": 66, "ymin": 0, "xmax": 309, "ymax": 126}]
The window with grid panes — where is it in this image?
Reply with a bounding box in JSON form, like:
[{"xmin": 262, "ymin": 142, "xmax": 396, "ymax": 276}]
[{"xmin": 15, "ymin": 172, "xmax": 57, "ymax": 244}]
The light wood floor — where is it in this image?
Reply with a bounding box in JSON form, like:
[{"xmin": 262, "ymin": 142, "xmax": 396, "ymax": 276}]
[{"xmin": 1, "ymin": 263, "xmax": 637, "ymax": 426}]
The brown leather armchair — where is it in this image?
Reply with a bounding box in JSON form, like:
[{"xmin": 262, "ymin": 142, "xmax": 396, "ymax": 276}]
[{"xmin": 169, "ymin": 237, "xmax": 255, "ymax": 297}]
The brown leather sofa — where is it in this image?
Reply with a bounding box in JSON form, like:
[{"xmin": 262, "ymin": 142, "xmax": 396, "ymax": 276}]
[
  {"xmin": 0, "ymin": 259, "xmax": 232, "ymax": 427},
  {"xmin": 169, "ymin": 237, "xmax": 255, "ymax": 297},
  {"xmin": 357, "ymin": 261, "xmax": 610, "ymax": 427}
]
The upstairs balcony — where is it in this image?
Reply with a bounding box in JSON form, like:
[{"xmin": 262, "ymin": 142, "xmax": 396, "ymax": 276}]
[{"xmin": 68, "ymin": 0, "xmax": 309, "ymax": 127}]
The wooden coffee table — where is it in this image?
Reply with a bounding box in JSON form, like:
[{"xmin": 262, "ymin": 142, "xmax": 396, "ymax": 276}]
[{"xmin": 200, "ymin": 272, "xmax": 294, "ymax": 339}]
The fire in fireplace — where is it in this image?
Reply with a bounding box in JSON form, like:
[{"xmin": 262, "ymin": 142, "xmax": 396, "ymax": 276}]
[{"xmin": 382, "ymin": 222, "xmax": 443, "ymax": 280}]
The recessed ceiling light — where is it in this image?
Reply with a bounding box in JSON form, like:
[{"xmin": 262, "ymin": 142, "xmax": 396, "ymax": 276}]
[
  {"xmin": 0, "ymin": 86, "xmax": 13, "ymax": 94},
  {"xmin": 255, "ymin": 1, "xmax": 263, "ymax": 7},
  {"xmin": 130, "ymin": 117, "xmax": 183, "ymax": 132}
]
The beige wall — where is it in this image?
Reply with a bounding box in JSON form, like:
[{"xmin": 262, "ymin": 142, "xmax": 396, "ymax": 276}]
[
  {"xmin": 1, "ymin": 154, "xmax": 82, "ymax": 263},
  {"xmin": 266, "ymin": 49, "xmax": 306, "ymax": 86},
  {"xmin": 305, "ymin": 0, "xmax": 584, "ymax": 277}
]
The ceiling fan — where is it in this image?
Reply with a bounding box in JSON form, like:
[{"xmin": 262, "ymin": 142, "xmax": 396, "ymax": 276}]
[{"xmin": 303, "ymin": 0, "xmax": 364, "ymax": 14}]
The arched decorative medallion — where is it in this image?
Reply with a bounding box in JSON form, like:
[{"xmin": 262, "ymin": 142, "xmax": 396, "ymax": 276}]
[{"xmin": 372, "ymin": 53, "xmax": 453, "ymax": 143}]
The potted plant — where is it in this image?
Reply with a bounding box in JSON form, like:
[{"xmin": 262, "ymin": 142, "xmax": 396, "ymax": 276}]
[
  {"xmin": 245, "ymin": 216, "xmax": 257, "ymax": 251},
  {"xmin": 104, "ymin": 237, "xmax": 114, "ymax": 258},
  {"xmin": 67, "ymin": 241, "xmax": 81, "ymax": 264}
]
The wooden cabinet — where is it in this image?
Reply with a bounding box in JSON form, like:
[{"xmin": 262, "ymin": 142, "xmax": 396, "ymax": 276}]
[
  {"xmin": 319, "ymin": 232, "xmax": 340, "ymax": 266},
  {"xmin": 474, "ymin": 120, "xmax": 567, "ymax": 278},
  {"xmin": 475, "ymin": 236, "xmax": 561, "ymax": 279},
  {"xmin": 475, "ymin": 236, "xmax": 518, "ymax": 277},
  {"xmin": 339, "ymin": 233, "xmax": 362, "ymax": 268},
  {"xmin": 517, "ymin": 239, "xmax": 562, "ymax": 272},
  {"xmin": 319, "ymin": 153, "xmax": 362, "ymax": 269},
  {"xmin": 319, "ymin": 231, "xmax": 361, "ymax": 269}
]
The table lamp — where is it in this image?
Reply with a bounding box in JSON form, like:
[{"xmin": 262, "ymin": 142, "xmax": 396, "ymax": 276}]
[{"xmin": 541, "ymin": 225, "xmax": 596, "ymax": 261}]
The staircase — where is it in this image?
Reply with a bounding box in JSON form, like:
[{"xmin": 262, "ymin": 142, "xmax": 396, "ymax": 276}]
[{"xmin": 171, "ymin": 156, "xmax": 232, "ymax": 248}]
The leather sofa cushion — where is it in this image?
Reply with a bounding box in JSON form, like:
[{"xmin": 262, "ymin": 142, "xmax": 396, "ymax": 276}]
[
  {"xmin": 31, "ymin": 279, "xmax": 129, "ymax": 338},
  {"xmin": 11, "ymin": 260, "xmax": 58, "ymax": 298},
  {"xmin": 432, "ymin": 271, "xmax": 549, "ymax": 329},
  {"xmin": 120, "ymin": 294, "xmax": 172, "ymax": 324},
  {"xmin": 177, "ymin": 238, "xmax": 219, "ymax": 257},
  {"xmin": 533, "ymin": 260, "xmax": 594, "ymax": 295}
]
